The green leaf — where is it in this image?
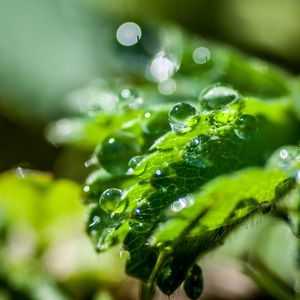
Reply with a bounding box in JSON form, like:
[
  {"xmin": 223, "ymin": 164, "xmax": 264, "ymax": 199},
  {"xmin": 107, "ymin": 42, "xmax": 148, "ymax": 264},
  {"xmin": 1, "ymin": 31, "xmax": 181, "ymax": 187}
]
[
  {"xmin": 69, "ymin": 25, "xmax": 300, "ymax": 298},
  {"xmin": 84, "ymin": 94, "xmax": 298, "ymax": 295},
  {"xmin": 0, "ymin": 169, "xmax": 83, "ymax": 235},
  {"xmin": 152, "ymin": 168, "xmax": 292, "ymax": 244}
]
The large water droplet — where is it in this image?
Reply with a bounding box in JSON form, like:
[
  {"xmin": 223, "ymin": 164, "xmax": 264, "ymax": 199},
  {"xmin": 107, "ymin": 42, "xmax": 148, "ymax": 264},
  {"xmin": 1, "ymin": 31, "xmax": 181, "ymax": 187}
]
[
  {"xmin": 95, "ymin": 131, "xmax": 141, "ymax": 175},
  {"xmin": 99, "ymin": 188, "xmax": 126, "ymax": 214},
  {"xmin": 200, "ymin": 85, "xmax": 239, "ymax": 110},
  {"xmin": 183, "ymin": 264, "xmax": 203, "ymax": 300},
  {"xmin": 118, "ymin": 87, "xmax": 143, "ymax": 110},
  {"xmin": 116, "ymin": 22, "xmax": 142, "ymax": 46},
  {"xmin": 267, "ymin": 146, "xmax": 300, "ymax": 175},
  {"xmin": 182, "ymin": 134, "xmax": 220, "ymax": 168},
  {"xmin": 168, "ymin": 103, "xmax": 197, "ymax": 133},
  {"xmin": 192, "ymin": 47, "xmax": 211, "ymax": 64},
  {"xmin": 141, "ymin": 111, "xmax": 170, "ymax": 136},
  {"xmin": 234, "ymin": 114, "xmax": 259, "ymax": 140}
]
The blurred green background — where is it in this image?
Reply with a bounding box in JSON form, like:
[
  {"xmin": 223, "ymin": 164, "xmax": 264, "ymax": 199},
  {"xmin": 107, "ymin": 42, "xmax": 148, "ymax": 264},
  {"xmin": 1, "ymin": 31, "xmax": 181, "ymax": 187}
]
[
  {"xmin": 1, "ymin": 0, "xmax": 300, "ymax": 173},
  {"xmin": 0, "ymin": 0, "xmax": 300, "ymax": 299}
]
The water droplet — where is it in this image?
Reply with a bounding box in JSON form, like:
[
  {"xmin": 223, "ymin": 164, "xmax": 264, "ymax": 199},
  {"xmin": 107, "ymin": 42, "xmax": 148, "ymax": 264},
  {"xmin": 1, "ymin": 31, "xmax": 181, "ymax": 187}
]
[
  {"xmin": 259, "ymin": 201, "xmax": 273, "ymax": 214},
  {"xmin": 158, "ymin": 78, "xmax": 176, "ymax": 95},
  {"xmin": 99, "ymin": 188, "xmax": 126, "ymax": 214},
  {"xmin": 89, "ymin": 215, "xmax": 101, "ymax": 228},
  {"xmin": 128, "ymin": 155, "xmax": 144, "ymax": 169},
  {"xmin": 193, "ymin": 47, "xmax": 211, "ymax": 64},
  {"xmin": 171, "ymin": 198, "xmax": 186, "ymax": 212},
  {"xmin": 118, "ymin": 87, "xmax": 143, "ymax": 110},
  {"xmin": 168, "ymin": 103, "xmax": 197, "ymax": 133},
  {"xmin": 116, "ymin": 22, "xmax": 142, "ymax": 46},
  {"xmin": 15, "ymin": 167, "xmax": 26, "ymax": 178},
  {"xmin": 169, "ymin": 195, "xmax": 195, "ymax": 214},
  {"xmin": 157, "ymin": 259, "xmax": 187, "ymax": 296},
  {"xmin": 268, "ymin": 146, "xmax": 300, "ymax": 176},
  {"xmin": 83, "ymin": 185, "xmax": 90, "ymax": 193},
  {"xmin": 149, "ymin": 52, "xmax": 178, "ymax": 82},
  {"xmin": 154, "ymin": 169, "xmax": 163, "ymax": 177},
  {"xmin": 234, "ymin": 114, "xmax": 259, "ymax": 140},
  {"xmin": 84, "ymin": 155, "xmax": 98, "ymax": 168},
  {"xmin": 183, "ymin": 264, "xmax": 203, "ymax": 300},
  {"xmin": 95, "ymin": 131, "xmax": 141, "ymax": 175},
  {"xmin": 182, "ymin": 134, "xmax": 220, "ymax": 168},
  {"xmin": 127, "ymin": 155, "xmax": 147, "ymax": 175},
  {"xmin": 141, "ymin": 110, "xmax": 170, "ymax": 136},
  {"xmin": 200, "ymin": 85, "xmax": 239, "ymax": 110}
]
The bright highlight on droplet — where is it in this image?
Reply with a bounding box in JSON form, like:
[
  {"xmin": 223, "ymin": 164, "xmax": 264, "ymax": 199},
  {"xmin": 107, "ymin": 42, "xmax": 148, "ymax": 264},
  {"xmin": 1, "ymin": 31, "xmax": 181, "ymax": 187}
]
[
  {"xmin": 171, "ymin": 198, "xmax": 187, "ymax": 212},
  {"xmin": 149, "ymin": 52, "xmax": 178, "ymax": 82},
  {"xmin": 116, "ymin": 22, "xmax": 142, "ymax": 46},
  {"xmin": 192, "ymin": 47, "xmax": 211, "ymax": 64},
  {"xmin": 280, "ymin": 149, "xmax": 288, "ymax": 159}
]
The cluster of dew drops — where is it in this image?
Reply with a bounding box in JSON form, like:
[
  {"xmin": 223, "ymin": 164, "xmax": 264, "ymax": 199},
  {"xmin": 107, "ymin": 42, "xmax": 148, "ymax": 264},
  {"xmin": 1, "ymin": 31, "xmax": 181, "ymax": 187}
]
[
  {"xmin": 85, "ymin": 22, "xmax": 262, "ymax": 222},
  {"xmin": 86, "ymin": 83, "xmax": 261, "ymax": 217}
]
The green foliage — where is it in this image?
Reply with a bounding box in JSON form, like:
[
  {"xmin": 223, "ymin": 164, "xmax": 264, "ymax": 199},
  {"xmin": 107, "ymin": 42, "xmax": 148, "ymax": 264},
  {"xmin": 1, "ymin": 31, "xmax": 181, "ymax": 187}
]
[
  {"xmin": 0, "ymin": 170, "xmax": 127, "ymax": 300},
  {"xmin": 47, "ymin": 26, "xmax": 300, "ymax": 299}
]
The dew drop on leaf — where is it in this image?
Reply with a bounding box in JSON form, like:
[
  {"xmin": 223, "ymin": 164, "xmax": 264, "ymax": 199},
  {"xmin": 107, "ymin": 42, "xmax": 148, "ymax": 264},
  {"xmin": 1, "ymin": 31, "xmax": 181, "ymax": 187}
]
[
  {"xmin": 99, "ymin": 188, "xmax": 126, "ymax": 214},
  {"xmin": 127, "ymin": 155, "xmax": 147, "ymax": 175},
  {"xmin": 141, "ymin": 110, "xmax": 170, "ymax": 136},
  {"xmin": 170, "ymin": 195, "xmax": 194, "ymax": 213},
  {"xmin": 118, "ymin": 87, "xmax": 143, "ymax": 110},
  {"xmin": 156, "ymin": 262, "xmax": 180, "ymax": 295},
  {"xmin": 95, "ymin": 131, "xmax": 141, "ymax": 175},
  {"xmin": 259, "ymin": 201, "xmax": 273, "ymax": 214},
  {"xmin": 84, "ymin": 155, "xmax": 98, "ymax": 168},
  {"xmin": 128, "ymin": 155, "xmax": 145, "ymax": 169},
  {"xmin": 234, "ymin": 114, "xmax": 259, "ymax": 140},
  {"xmin": 200, "ymin": 85, "xmax": 239, "ymax": 110},
  {"xmin": 168, "ymin": 103, "xmax": 197, "ymax": 133},
  {"xmin": 182, "ymin": 134, "xmax": 220, "ymax": 168},
  {"xmin": 88, "ymin": 215, "xmax": 101, "ymax": 228},
  {"xmin": 183, "ymin": 264, "xmax": 203, "ymax": 300},
  {"xmin": 154, "ymin": 169, "xmax": 163, "ymax": 177}
]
